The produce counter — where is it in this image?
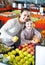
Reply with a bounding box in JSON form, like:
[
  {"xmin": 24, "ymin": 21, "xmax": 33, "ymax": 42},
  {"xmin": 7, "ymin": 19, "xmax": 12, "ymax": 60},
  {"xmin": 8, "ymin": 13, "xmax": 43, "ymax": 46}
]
[
  {"xmin": 30, "ymin": 8, "xmax": 39, "ymax": 12},
  {"xmin": 0, "ymin": 11, "xmax": 20, "ymax": 24},
  {"xmin": 0, "ymin": 6, "xmax": 12, "ymax": 12},
  {"xmin": 30, "ymin": 13, "xmax": 43, "ymax": 18},
  {"xmin": 0, "ymin": 16, "xmax": 11, "ymax": 24},
  {"xmin": 34, "ymin": 18, "xmax": 45, "ymax": 30},
  {"xmin": 0, "ymin": 43, "xmax": 34, "ymax": 65},
  {"xmin": 30, "ymin": 13, "xmax": 45, "ymax": 30}
]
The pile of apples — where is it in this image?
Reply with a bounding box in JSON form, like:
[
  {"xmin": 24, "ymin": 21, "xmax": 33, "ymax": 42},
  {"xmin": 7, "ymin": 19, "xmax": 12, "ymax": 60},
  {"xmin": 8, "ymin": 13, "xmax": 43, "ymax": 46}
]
[
  {"xmin": 2, "ymin": 48, "xmax": 34, "ymax": 65},
  {"xmin": 18, "ymin": 43, "xmax": 35, "ymax": 55}
]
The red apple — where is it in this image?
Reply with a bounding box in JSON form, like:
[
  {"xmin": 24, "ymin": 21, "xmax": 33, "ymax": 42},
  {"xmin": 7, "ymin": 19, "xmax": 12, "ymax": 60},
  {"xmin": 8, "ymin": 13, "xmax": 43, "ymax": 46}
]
[
  {"xmin": 30, "ymin": 47, "xmax": 34, "ymax": 51},
  {"xmin": 31, "ymin": 51, "xmax": 34, "ymax": 55},
  {"xmin": 26, "ymin": 48, "xmax": 31, "ymax": 53},
  {"xmin": 28, "ymin": 44, "xmax": 32, "ymax": 48},
  {"xmin": 18, "ymin": 45, "xmax": 23, "ymax": 50},
  {"xmin": 25, "ymin": 46, "xmax": 29, "ymax": 50},
  {"xmin": 22, "ymin": 48, "xmax": 27, "ymax": 52},
  {"xmin": 31, "ymin": 43, "xmax": 34, "ymax": 47}
]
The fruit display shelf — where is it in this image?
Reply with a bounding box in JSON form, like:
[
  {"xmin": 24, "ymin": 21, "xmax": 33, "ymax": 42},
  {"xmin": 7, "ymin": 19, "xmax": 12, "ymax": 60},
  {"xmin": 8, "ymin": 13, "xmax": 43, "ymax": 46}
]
[{"xmin": 0, "ymin": 43, "xmax": 35, "ymax": 65}]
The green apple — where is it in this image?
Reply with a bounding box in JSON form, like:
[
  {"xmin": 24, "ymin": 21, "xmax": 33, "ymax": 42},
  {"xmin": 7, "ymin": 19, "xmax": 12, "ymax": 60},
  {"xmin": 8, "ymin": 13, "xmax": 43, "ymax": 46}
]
[
  {"xmin": 27, "ymin": 54, "xmax": 32, "ymax": 58},
  {"xmin": 32, "ymin": 60, "xmax": 34, "ymax": 65},
  {"xmin": 13, "ymin": 60, "xmax": 17, "ymax": 65},
  {"xmin": 29, "ymin": 57, "xmax": 34, "ymax": 62},
  {"xmin": 11, "ymin": 50, "xmax": 16, "ymax": 55},
  {"xmin": 32, "ymin": 55, "xmax": 34, "ymax": 59},
  {"xmin": 15, "ymin": 48, "xmax": 20, "ymax": 52},
  {"xmin": 15, "ymin": 56, "xmax": 20, "ymax": 61},
  {"xmin": 19, "ymin": 50, "xmax": 23, "ymax": 55},
  {"xmin": 25, "ymin": 60, "xmax": 30, "ymax": 65},
  {"xmin": 3, "ymin": 54, "xmax": 8, "ymax": 58},
  {"xmin": 18, "ymin": 61, "xmax": 23, "ymax": 65},
  {"xmin": 20, "ymin": 59, "xmax": 25, "ymax": 64},
  {"xmin": 23, "ymin": 52, "xmax": 28, "ymax": 56},
  {"xmin": 19, "ymin": 54, "xmax": 24, "ymax": 58},
  {"xmin": 8, "ymin": 52, "xmax": 13, "ymax": 55},
  {"xmin": 9, "ymin": 55, "xmax": 15, "ymax": 62},
  {"xmin": 24, "ymin": 56, "xmax": 28, "ymax": 61}
]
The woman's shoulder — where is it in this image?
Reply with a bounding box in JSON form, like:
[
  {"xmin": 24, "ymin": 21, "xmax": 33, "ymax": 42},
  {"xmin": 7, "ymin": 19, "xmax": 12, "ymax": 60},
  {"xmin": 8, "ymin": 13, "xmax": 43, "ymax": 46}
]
[
  {"xmin": 6, "ymin": 18, "xmax": 18, "ymax": 23},
  {"xmin": 8, "ymin": 18, "xmax": 18, "ymax": 21}
]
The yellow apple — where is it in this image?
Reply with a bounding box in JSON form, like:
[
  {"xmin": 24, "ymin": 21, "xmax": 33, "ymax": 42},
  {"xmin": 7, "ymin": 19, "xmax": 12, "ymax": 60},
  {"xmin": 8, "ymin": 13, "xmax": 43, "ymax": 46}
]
[{"xmin": 12, "ymin": 36, "xmax": 19, "ymax": 42}]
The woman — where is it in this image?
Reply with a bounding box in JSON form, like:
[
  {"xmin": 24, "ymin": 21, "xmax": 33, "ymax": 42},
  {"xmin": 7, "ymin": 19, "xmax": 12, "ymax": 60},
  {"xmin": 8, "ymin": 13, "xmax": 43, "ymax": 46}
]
[
  {"xmin": 21, "ymin": 20, "xmax": 41, "ymax": 45},
  {"xmin": 0, "ymin": 8, "xmax": 30, "ymax": 47}
]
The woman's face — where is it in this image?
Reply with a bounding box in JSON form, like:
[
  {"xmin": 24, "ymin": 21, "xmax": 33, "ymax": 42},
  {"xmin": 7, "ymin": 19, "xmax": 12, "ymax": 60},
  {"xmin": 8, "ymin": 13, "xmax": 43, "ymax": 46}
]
[
  {"xmin": 26, "ymin": 21, "xmax": 32, "ymax": 30},
  {"xmin": 20, "ymin": 11, "xmax": 29, "ymax": 23}
]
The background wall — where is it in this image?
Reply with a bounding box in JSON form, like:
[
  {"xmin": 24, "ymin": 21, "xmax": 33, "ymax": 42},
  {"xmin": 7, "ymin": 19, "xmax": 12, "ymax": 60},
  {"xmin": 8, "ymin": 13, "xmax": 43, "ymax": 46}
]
[
  {"xmin": 3, "ymin": 0, "xmax": 45, "ymax": 4},
  {"xmin": 14, "ymin": 0, "xmax": 45, "ymax": 4}
]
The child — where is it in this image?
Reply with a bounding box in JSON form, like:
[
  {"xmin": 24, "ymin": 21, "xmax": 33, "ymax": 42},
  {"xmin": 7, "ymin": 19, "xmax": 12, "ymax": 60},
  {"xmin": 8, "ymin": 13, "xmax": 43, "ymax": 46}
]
[{"xmin": 21, "ymin": 20, "xmax": 41, "ymax": 45}]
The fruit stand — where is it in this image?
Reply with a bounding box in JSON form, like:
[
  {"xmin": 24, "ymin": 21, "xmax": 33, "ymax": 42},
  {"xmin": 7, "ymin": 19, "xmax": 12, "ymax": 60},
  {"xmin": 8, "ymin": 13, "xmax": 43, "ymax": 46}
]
[
  {"xmin": 0, "ymin": 43, "xmax": 34, "ymax": 65},
  {"xmin": 0, "ymin": 42, "xmax": 45, "ymax": 65}
]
